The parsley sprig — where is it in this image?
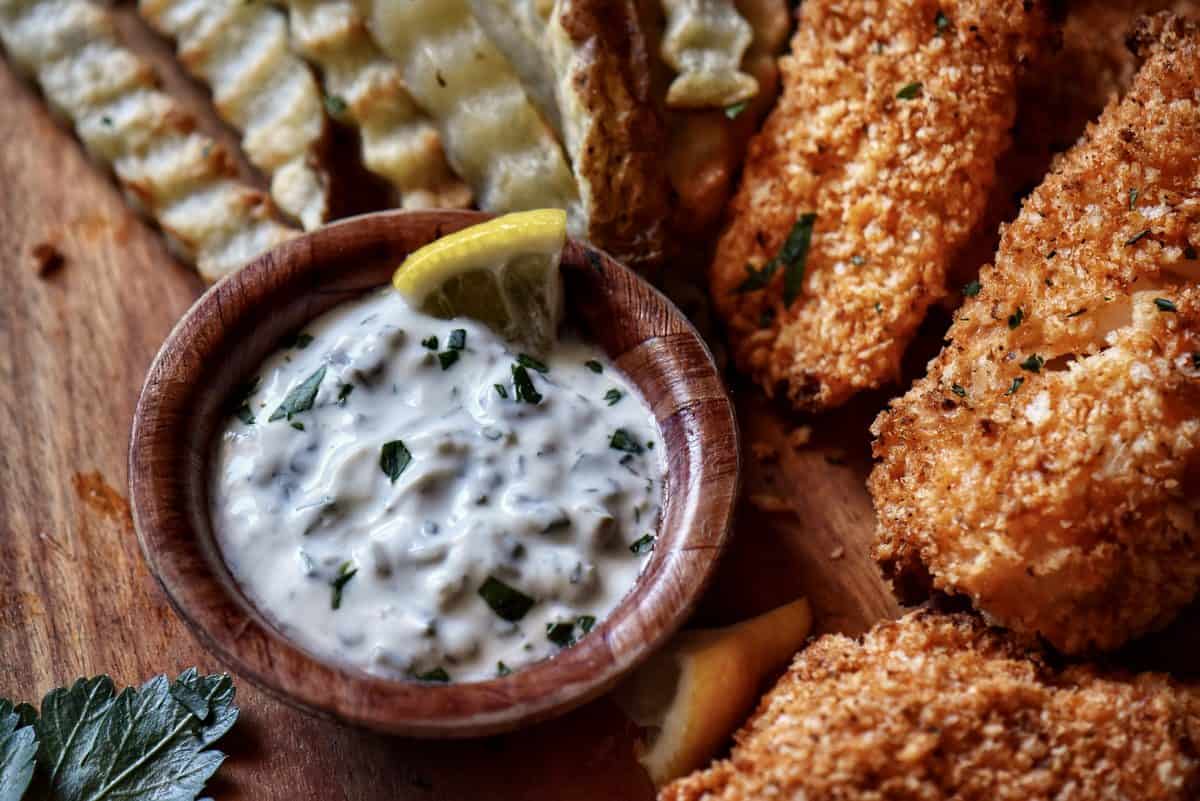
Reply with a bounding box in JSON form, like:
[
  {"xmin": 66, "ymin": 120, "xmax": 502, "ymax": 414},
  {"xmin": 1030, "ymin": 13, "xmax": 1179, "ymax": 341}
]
[{"xmin": 734, "ymin": 213, "xmax": 817, "ymax": 307}]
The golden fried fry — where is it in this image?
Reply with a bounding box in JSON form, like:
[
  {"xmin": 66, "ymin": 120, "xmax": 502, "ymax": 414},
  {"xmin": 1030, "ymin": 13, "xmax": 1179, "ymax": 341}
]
[
  {"xmin": 710, "ymin": 0, "xmax": 1048, "ymax": 411},
  {"xmin": 0, "ymin": 0, "xmax": 297, "ymax": 280},
  {"xmin": 663, "ymin": 611, "xmax": 1200, "ymax": 801},
  {"xmin": 870, "ymin": 14, "xmax": 1200, "ymax": 654}
]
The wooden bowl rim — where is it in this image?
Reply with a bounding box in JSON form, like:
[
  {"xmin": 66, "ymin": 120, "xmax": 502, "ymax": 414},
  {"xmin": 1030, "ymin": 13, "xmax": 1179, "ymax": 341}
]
[{"xmin": 129, "ymin": 209, "xmax": 740, "ymax": 737}]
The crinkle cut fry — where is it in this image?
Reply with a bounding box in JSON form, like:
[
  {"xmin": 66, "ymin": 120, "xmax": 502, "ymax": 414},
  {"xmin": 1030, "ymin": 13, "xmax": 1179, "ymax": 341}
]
[
  {"xmin": 710, "ymin": 0, "xmax": 1049, "ymax": 411},
  {"xmin": 663, "ymin": 611, "xmax": 1200, "ymax": 801},
  {"xmin": 870, "ymin": 12, "xmax": 1200, "ymax": 655},
  {"xmin": 0, "ymin": 0, "xmax": 297, "ymax": 281}
]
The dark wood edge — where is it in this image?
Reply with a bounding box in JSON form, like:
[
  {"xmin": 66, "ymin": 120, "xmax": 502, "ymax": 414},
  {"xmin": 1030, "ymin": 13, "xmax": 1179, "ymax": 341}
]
[{"xmin": 129, "ymin": 209, "xmax": 740, "ymax": 737}]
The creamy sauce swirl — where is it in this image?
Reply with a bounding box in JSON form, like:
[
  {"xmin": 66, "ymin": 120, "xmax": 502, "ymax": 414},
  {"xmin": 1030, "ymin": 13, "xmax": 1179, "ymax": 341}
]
[{"xmin": 210, "ymin": 289, "xmax": 665, "ymax": 682}]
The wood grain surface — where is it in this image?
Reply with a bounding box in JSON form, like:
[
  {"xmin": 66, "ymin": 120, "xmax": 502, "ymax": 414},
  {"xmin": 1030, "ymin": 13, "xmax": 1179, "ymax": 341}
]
[{"xmin": 6, "ymin": 8, "xmax": 1197, "ymax": 800}]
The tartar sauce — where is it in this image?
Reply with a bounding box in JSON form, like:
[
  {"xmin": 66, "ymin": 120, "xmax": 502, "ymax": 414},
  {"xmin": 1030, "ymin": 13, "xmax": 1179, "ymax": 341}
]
[{"xmin": 210, "ymin": 289, "xmax": 665, "ymax": 682}]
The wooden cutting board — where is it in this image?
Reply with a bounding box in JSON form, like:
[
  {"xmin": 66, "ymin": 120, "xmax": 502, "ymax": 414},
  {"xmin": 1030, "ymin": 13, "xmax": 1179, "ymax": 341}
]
[{"xmin": 2, "ymin": 12, "xmax": 1196, "ymax": 800}]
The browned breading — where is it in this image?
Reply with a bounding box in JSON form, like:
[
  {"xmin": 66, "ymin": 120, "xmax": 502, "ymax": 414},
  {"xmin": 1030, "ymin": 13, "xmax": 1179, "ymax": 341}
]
[
  {"xmin": 870, "ymin": 14, "xmax": 1200, "ymax": 655},
  {"xmin": 662, "ymin": 610, "xmax": 1200, "ymax": 801},
  {"xmin": 709, "ymin": 0, "xmax": 1048, "ymax": 411}
]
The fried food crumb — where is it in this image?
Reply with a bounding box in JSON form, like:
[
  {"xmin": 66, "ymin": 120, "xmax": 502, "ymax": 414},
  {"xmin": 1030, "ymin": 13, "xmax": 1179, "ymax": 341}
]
[
  {"xmin": 869, "ymin": 14, "xmax": 1200, "ymax": 654},
  {"xmin": 30, "ymin": 242, "xmax": 63, "ymax": 276},
  {"xmin": 662, "ymin": 610, "xmax": 1200, "ymax": 801},
  {"xmin": 710, "ymin": 0, "xmax": 1049, "ymax": 411},
  {"xmin": 828, "ymin": 545, "xmax": 845, "ymax": 560}
]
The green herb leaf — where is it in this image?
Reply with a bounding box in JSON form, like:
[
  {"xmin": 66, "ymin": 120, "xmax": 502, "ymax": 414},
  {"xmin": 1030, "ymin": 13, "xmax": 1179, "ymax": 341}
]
[
  {"xmin": 585, "ymin": 360, "xmax": 603, "ymax": 374},
  {"xmin": 935, "ymin": 10, "xmax": 950, "ymax": 33},
  {"xmin": 414, "ymin": 668, "xmax": 450, "ymax": 683},
  {"xmin": 230, "ymin": 377, "xmax": 259, "ymax": 425},
  {"xmin": 438, "ymin": 350, "xmax": 460, "ymax": 370},
  {"xmin": 447, "ymin": 329, "xmax": 466, "ymax": 350},
  {"xmin": 896, "ymin": 81, "xmax": 923, "ymax": 99},
  {"xmin": 1007, "ymin": 307, "xmax": 1024, "ymax": 329},
  {"xmin": 610, "ymin": 429, "xmax": 643, "ymax": 454},
  {"xmin": 780, "ymin": 213, "xmax": 817, "ymax": 307},
  {"xmin": 0, "ymin": 699, "xmax": 37, "ymax": 801},
  {"xmin": 268, "ymin": 365, "xmax": 326, "ymax": 422},
  {"xmin": 963, "ymin": 280, "xmax": 982, "ymax": 297},
  {"xmin": 577, "ymin": 615, "xmax": 596, "ymax": 634},
  {"xmin": 330, "ymin": 561, "xmax": 357, "ymax": 610},
  {"xmin": 494, "ymin": 383, "xmax": 509, "ymax": 399},
  {"xmin": 1155, "ymin": 297, "xmax": 1178, "ymax": 312},
  {"xmin": 516, "ymin": 353, "xmax": 549, "ymax": 373},
  {"xmin": 546, "ymin": 621, "xmax": 576, "ymax": 647},
  {"xmin": 32, "ymin": 670, "xmax": 237, "ymax": 801},
  {"xmin": 478, "ymin": 576, "xmax": 536, "ymax": 622},
  {"xmin": 734, "ymin": 261, "xmax": 777, "ymax": 293},
  {"xmin": 324, "ymin": 94, "xmax": 347, "ymax": 116},
  {"xmin": 630, "ymin": 534, "xmax": 656, "ymax": 555},
  {"xmin": 1126, "ymin": 228, "xmax": 1151, "ymax": 246},
  {"xmin": 950, "ymin": 384, "xmax": 967, "ymax": 398},
  {"xmin": 604, "ymin": 388, "xmax": 623, "ymax": 406},
  {"xmin": 511, "ymin": 364, "xmax": 543, "ymax": 404},
  {"xmin": 724, "ymin": 100, "xmax": 748, "ymax": 120},
  {"xmin": 235, "ymin": 406, "xmax": 255, "ymax": 425},
  {"xmin": 1129, "ymin": 187, "xmax": 1139, "ymax": 210},
  {"xmin": 290, "ymin": 421, "xmax": 305, "ymax": 431},
  {"xmin": 1019, "ymin": 354, "xmax": 1044, "ymax": 373},
  {"xmin": 294, "ymin": 333, "xmax": 314, "ymax": 349},
  {"xmin": 850, "ymin": 254, "xmax": 866, "ymax": 266},
  {"xmin": 1066, "ymin": 308, "xmax": 1087, "ymax": 318},
  {"xmin": 1005, "ymin": 377, "xmax": 1024, "ymax": 396},
  {"xmin": 421, "ymin": 336, "xmax": 439, "ymax": 350},
  {"xmin": 380, "ymin": 440, "xmax": 412, "ymax": 483},
  {"xmin": 496, "ymin": 662, "xmax": 512, "ymax": 677},
  {"xmin": 337, "ymin": 383, "xmax": 354, "ymax": 406}
]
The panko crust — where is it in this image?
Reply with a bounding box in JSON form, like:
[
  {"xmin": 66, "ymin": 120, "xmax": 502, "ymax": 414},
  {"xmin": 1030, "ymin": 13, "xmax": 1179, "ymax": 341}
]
[
  {"xmin": 662, "ymin": 610, "xmax": 1200, "ymax": 801},
  {"xmin": 710, "ymin": 0, "xmax": 1049, "ymax": 411},
  {"xmin": 870, "ymin": 14, "xmax": 1200, "ymax": 654}
]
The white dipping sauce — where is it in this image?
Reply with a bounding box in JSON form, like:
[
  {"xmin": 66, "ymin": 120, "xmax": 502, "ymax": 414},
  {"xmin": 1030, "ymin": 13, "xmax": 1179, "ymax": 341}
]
[{"xmin": 210, "ymin": 288, "xmax": 665, "ymax": 683}]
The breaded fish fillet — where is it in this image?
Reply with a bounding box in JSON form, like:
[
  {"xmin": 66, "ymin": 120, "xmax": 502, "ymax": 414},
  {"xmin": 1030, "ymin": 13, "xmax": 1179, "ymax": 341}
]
[
  {"xmin": 710, "ymin": 0, "xmax": 1048, "ymax": 411},
  {"xmin": 870, "ymin": 14, "xmax": 1200, "ymax": 654},
  {"xmin": 662, "ymin": 610, "xmax": 1200, "ymax": 801}
]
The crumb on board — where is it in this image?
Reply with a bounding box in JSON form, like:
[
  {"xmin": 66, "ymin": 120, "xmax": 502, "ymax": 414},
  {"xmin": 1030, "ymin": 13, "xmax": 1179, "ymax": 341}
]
[
  {"xmin": 750, "ymin": 441, "xmax": 779, "ymax": 462},
  {"xmin": 31, "ymin": 242, "xmax": 63, "ymax": 276}
]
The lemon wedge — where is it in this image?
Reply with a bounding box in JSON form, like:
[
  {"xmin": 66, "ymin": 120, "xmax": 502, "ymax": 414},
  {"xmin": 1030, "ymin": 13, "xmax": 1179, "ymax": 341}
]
[
  {"xmin": 393, "ymin": 209, "xmax": 567, "ymax": 354},
  {"xmin": 614, "ymin": 598, "xmax": 812, "ymax": 787}
]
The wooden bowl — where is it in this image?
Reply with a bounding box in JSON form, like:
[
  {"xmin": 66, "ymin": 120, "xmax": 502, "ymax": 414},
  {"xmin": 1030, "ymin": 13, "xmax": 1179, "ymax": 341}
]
[{"xmin": 129, "ymin": 210, "xmax": 740, "ymax": 737}]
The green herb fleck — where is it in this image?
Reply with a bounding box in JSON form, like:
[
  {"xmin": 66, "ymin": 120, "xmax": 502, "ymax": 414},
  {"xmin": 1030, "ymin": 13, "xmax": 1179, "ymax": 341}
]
[
  {"xmin": 330, "ymin": 561, "xmax": 357, "ymax": 610},
  {"xmin": 585, "ymin": 360, "xmax": 603, "ymax": 373},
  {"xmin": 1005, "ymin": 377, "xmax": 1024, "ymax": 396},
  {"xmin": 963, "ymin": 280, "xmax": 981, "ymax": 297},
  {"xmin": 512, "ymin": 364, "xmax": 543, "ymax": 404},
  {"xmin": 268, "ymin": 365, "xmax": 326, "ymax": 422},
  {"xmin": 1155, "ymin": 297, "xmax": 1178, "ymax": 312},
  {"xmin": 438, "ymin": 350, "xmax": 460, "ymax": 370},
  {"xmin": 1020, "ymin": 354, "xmax": 1044, "ymax": 373},
  {"xmin": 324, "ymin": 94, "xmax": 348, "ymax": 116},
  {"xmin": 935, "ymin": 10, "xmax": 950, "ymax": 33},
  {"xmin": 290, "ymin": 421, "xmax": 305, "ymax": 431},
  {"xmin": 630, "ymin": 534, "xmax": 656, "ymax": 555},
  {"xmin": 380, "ymin": 440, "xmax": 412, "ymax": 483},
  {"xmin": 1129, "ymin": 187, "xmax": 1139, "ymax": 210},
  {"xmin": 951, "ymin": 383, "xmax": 967, "ymax": 397},
  {"xmin": 578, "ymin": 615, "xmax": 596, "ymax": 634},
  {"xmin": 851, "ymin": 254, "xmax": 866, "ymax": 266},
  {"xmin": 422, "ymin": 335, "xmax": 439, "ymax": 350},
  {"xmin": 604, "ymin": 388, "xmax": 623, "ymax": 406},
  {"xmin": 414, "ymin": 667, "xmax": 450, "ymax": 683},
  {"xmin": 101, "ymin": 115, "xmax": 113, "ymax": 126},
  {"xmin": 478, "ymin": 576, "xmax": 536, "ymax": 621},
  {"xmin": 1008, "ymin": 307, "xmax": 1024, "ymax": 329},
  {"xmin": 724, "ymin": 100, "xmax": 748, "ymax": 120},
  {"xmin": 1126, "ymin": 228, "xmax": 1151, "ymax": 246},
  {"xmin": 236, "ymin": 406, "xmax": 256, "ymax": 425},
  {"xmin": 447, "ymin": 329, "xmax": 466, "ymax": 350},
  {"xmin": 874, "ymin": 302, "xmax": 883, "ymax": 314},
  {"xmin": 494, "ymin": 383, "xmax": 509, "ymax": 399},
  {"xmin": 610, "ymin": 429, "xmax": 643, "ymax": 454},
  {"xmin": 734, "ymin": 213, "xmax": 816, "ymax": 308},
  {"xmin": 1067, "ymin": 308, "xmax": 1087, "ymax": 318},
  {"xmin": 517, "ymin": 353, "xmax": 549, "ymax": 373},
  {"xmin": 546, "ymin": 621, "xmax": 576, "ymax": 647},
  {"xmin": 497, "ymin": 662, "xmax": 512, "ymax": 677},
  {"xmin": 337, "ymin": 383, "xmax": 354, "ymax": 406},
  {"xmin": 896, "ymin": 81, "xmax": 923, "ymax": 100},
  {"xmin": 293, "ymin": 333, "xmax": 314, "ymax": 349}
]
